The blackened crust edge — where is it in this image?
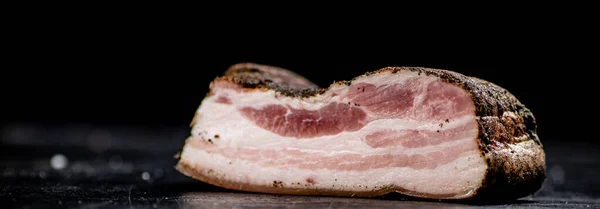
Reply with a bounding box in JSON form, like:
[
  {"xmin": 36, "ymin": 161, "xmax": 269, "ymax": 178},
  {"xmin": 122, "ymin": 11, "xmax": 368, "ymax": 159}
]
[{"xmin": 214, "ymin": 63, "xmax": 547, "ymax": 201}]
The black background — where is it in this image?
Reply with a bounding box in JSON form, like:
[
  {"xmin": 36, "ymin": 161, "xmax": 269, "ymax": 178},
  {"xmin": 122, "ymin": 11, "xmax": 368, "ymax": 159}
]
[
  {"xmin": 3, "ymin": 17, "xmax": 595, "ymax": 146},
  {"xmin": 2, "ymin": 8, "xmax": 599, "ymax": 208}
]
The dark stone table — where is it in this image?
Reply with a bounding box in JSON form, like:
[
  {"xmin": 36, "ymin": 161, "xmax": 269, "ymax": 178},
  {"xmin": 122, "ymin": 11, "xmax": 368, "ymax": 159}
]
[{"xmin": 1, "ymin": 124, "xmax": 599, "ymax": 208}]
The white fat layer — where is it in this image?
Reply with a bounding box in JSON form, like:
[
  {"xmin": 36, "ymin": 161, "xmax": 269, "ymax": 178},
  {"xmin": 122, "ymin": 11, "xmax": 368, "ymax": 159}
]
[{"xmin": 180, "ymin": 144, "xmax": 486, "ymax": 197}]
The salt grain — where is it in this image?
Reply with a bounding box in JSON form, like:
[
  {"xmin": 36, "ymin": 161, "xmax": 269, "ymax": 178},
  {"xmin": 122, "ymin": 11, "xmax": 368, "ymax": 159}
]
[
  {"xmin": 142, "ymin": 172, "xmax": 151, "ymax": 181},
  {"xmin": 50, "ymin": 154, "xmax": 68, "ymax": 170}
]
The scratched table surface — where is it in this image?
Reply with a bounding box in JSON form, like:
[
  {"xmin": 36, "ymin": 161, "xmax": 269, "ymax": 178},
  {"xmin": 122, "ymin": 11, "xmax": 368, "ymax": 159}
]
[{"xmin": 1, "ymin": 123, "xmax": 599, "ymax": 209}]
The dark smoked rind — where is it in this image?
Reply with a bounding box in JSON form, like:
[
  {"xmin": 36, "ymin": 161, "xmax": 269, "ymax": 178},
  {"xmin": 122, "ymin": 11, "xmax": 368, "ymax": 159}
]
[
  {"xmin": 385, "ymin": 67, "xmax": 546, "ymax": 201},
  {"xmin": 221, "ymin": 63, "xmax": 325, "ymax": 97},
  {"xmin": 216, "ymin": 63, "xmax": 546, "ymax": 201}
]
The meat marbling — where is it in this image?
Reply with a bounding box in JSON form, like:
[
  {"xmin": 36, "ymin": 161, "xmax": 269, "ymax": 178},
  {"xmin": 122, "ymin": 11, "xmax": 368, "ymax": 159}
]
[{"xmin": 176, "ymin": 63, "xmax": 546, "ymax": 201}]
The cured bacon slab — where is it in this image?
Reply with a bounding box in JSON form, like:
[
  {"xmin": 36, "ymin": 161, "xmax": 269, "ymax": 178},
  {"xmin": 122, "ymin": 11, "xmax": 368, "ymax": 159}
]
[{"xmin": 176, "ymin": 63, "xmax": 546, "ymax": 201}]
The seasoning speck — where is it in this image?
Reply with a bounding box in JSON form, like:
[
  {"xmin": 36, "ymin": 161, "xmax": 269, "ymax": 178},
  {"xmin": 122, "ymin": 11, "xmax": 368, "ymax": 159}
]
[{"xmin": 273, "ymin": 181, "xmax": 283, "ymax": 187}]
